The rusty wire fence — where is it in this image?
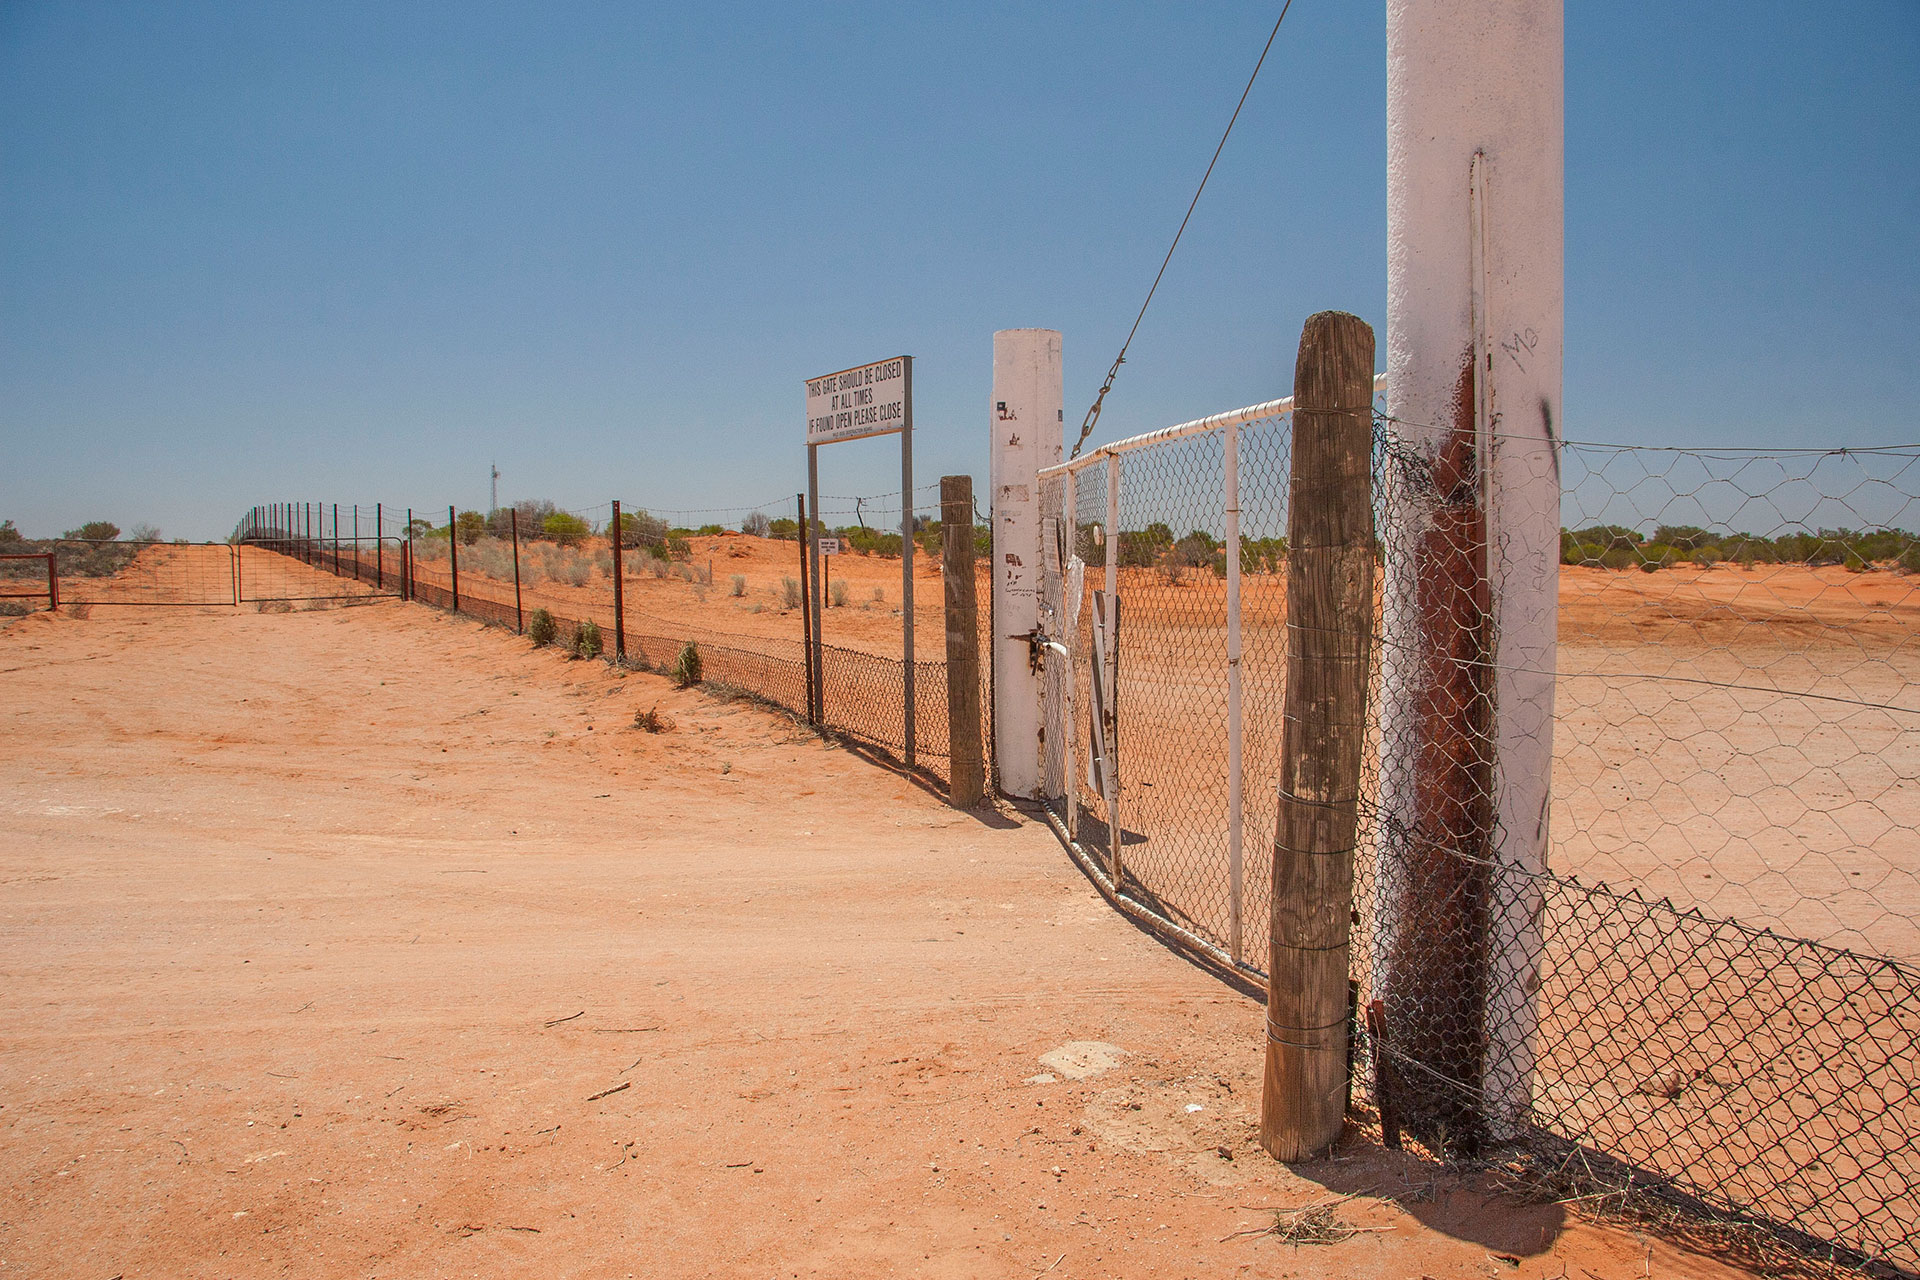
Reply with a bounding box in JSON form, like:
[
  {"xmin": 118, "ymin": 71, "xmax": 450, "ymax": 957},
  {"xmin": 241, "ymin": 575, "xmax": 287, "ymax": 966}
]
[
  {"xmin": 1036, "ymin": 409, "xmax": 1920, "ymax": 1273},
  {"xmin": 233, "ymin": 495, "xmax": 991, "ymax": 787}
]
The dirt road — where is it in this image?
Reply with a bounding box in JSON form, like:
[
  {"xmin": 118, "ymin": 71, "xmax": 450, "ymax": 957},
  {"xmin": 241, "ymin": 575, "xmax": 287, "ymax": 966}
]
[{"xmin": 0, "ymin": 601, "xmax": 1756, "ymax": 1278}]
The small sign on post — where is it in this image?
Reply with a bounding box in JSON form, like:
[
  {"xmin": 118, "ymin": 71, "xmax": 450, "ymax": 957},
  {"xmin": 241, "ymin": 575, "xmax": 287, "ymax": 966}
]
[{"xmin": 817, "ymin": 537, "xmax": 842, "ymax": 556}]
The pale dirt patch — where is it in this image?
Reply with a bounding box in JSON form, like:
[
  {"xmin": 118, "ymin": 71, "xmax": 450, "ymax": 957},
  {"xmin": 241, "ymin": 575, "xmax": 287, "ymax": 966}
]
[{"xmin": 0, "ymin": 601, "xmax": 1763, "ymax": 1279}]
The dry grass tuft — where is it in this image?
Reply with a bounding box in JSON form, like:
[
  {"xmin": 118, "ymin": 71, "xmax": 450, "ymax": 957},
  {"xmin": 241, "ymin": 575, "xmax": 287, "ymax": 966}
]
[{"xmin": 632, "ymin": 705, "xmax": 672, "ymax": 733}]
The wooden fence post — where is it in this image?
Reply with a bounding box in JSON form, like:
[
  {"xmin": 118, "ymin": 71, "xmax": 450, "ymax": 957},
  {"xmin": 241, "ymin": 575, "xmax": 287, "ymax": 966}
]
[
  {"xmin": 941, "ymin": 475, "xmax": 985, "ymax": 806},
  {"xmin": 1260, "ymin": 310, "xmax": 1376, "ymax": 1161},
  {"xmin": 797, "ymin": 493, "xmax": 816, "ymax": 723}
]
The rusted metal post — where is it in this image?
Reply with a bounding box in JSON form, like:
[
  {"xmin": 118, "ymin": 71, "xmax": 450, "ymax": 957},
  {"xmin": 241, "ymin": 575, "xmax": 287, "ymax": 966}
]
[
  {"xmin": 1261, "ymin": 311, "xmax": 1376, "ymax": 1162},
  {"xmin": 941, "ymin": 476, "xmax": 985, "ymax": 807},
  {"xmin": 332, "ymin": 503, "xmax": 340, "ymax": 575},
  {"xmin": 448, "ymin": 505, "xmax": 459, "ymax": 614},
  {"xmin": 47, "ymin": 552, "xmax": 59, "ymax": 611},
  {"xmin": 376, "ymin": 503, "xmax": 384, "ymax": 588},
  {"xmin": 610, "ymin": 499, "xmax": 626, "ymax": 660},
  {"xmin": 404, "ymin": 508, "xmax": 413, "ymax": 601},
  {"xmin": 352, "ymin": 505, "xmax": 361, "ymax": 580},
  {"xmin": 797, "ymin": 493, "xmax": 815, "ymax": 723},
  {"xmin": 510, "ymin": 509, "xmax": 524, "ymax": 632}
]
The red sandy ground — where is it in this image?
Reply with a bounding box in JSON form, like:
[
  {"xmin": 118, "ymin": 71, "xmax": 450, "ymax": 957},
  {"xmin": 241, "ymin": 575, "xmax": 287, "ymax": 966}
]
[{"xmin": 0, "ymin": 599, "xmax": 1767, "ymax": 1279}]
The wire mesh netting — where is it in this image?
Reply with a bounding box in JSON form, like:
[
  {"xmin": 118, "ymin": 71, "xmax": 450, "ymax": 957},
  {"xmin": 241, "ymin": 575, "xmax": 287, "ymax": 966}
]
[{"xmin": 1036, "ymin": 416, "xmax": 1920, "ymax": 1272}]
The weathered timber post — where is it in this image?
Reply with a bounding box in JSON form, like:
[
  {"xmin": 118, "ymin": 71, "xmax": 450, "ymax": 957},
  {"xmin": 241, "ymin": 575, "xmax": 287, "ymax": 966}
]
[
  {"xmin": 510, "ymin": 509, "xmax": 524, "ymax": 633},
  {"xmin": 448, "ymin": 504, "xmax": 459, "ymax": 614},
  {"xmin": 610, "ymin": 500, "xmax": 627, "ymax": 660},
  {"xmin": 797, "ymin": 494, "xmax": 815, "ymax": 723},
  {"xmin": 941, "ymin": 475, "xmax": 986, "ymax": 807},
  {"xmin": 1261, "ymin": 311, "xmax": 1376, "ymax": 1162}
]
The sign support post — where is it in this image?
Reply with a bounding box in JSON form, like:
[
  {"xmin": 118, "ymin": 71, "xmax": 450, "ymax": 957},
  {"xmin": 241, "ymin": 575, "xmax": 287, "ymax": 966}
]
[{"xmin": 804, "ymin": 355, "xmax": 916, "ymax": 766}]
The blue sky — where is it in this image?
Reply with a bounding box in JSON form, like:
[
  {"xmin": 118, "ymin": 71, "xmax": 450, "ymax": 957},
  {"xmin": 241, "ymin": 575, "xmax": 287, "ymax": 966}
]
[{"xmin": 2, "ymin": 1, "xmax": 1915, "ymax": 540}]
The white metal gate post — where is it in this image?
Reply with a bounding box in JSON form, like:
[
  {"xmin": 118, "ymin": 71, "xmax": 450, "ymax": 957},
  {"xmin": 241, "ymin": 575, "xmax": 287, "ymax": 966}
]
[
  {"xmin": 1104, "ymin": 452, "xmax": 1122, "ymax": 880},
  {"xmin": 989, "ymin": 329, "xmax": 1063, "ymax": 798},
  {"xmin": 1382, "ymin": 0, "xmax": 1563, "ymax": 1143},
  {"xmin": 1061, "ymin": 464, "xmax": 1079, "ymax": 829},
  {"xmin": 1225, "ymin": 419, "xmax": 1245, "ymax": 966}
]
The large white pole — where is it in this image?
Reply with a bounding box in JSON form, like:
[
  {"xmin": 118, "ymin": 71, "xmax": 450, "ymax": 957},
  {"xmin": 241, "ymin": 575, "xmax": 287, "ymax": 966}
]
[
  {"xmin": 990, "ymin": 329, "xmax": 1064, "ymax": 798},
  {"xmin": 1380, "ymin": 0, "xmax": 1562, "ymax": 1147}
]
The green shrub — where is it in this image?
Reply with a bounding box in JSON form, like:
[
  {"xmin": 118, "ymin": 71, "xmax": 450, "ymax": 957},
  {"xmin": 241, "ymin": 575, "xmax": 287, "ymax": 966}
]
[
  {"xmin": 671, "ymin": 641, "xmax": 702, "ymax": 687},
  {"xmin": 571, "ymin": 618, "xmax": 603, "ymax": 659},
  {"xmin": 527, "ymin": 608, "xmax": 557, "ymax": 647},
  {"xmin": 456, "ymin": 510, "xmax": 487, "ymax": 545},
  {"xmin": 696, "ymin": 524, "xmax": 724, "ymax": 537},
  {"xmin": 544, "ymin": 512, "xmax": 591, "ymax": 548},
  {"xmin": 618, "ymin": 508, "xmax": 668, "ymax": 550},
  {"xmin": 767, "ymin": 517, "xmax": 798, "ymax": 540},
  {"xmin": 666, "ymin": 535, "xmax": 691, "ymax": 561},
  {"xmin": 65, "ymin": 520, "xmax": 121, "ymax": 542}
]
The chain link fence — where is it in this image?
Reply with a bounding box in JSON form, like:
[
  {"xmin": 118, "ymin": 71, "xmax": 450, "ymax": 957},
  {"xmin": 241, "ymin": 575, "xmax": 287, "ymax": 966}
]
[
  {"xmin": 232, "ymin": 497, "xmax": 992, "ymax": 788},
  {"xmin": 1036, "ymin": 408, "xmax": 1920, "ymax": 1272}
]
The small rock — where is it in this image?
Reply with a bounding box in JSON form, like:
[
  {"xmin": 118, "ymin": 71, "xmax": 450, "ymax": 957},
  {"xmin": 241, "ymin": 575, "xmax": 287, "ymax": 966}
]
[{"xmin": 1038, "ymin": 1041, "xmax": 1126, "ymax": 1081}]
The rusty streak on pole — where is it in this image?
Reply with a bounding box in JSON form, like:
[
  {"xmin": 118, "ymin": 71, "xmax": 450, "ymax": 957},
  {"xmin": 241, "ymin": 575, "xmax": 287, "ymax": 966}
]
[
  {"xmin": 1261, "ymin": 311, "xmax": 1376, "ymax": 1162},
  {"xmin": 449, "ymin": 505, "xmax": 460, "ymax": 614},
  {"xmin": 376, "ymin": 503, "xmax": 384, "ymax": 589},
  {"xmin": 610, "ymin": 500, "xmax": 626, "ymax": 660},
  {"xmin": 511, "ymin": 509, "xmax": 524, "ymax": 633},
  {"xmin": 797, "ymin": 494, "xmax": 816, "ymax": 723},
  {"xmin": 940, "ymin": 476, "xmax": 985, "ymax": 807}
]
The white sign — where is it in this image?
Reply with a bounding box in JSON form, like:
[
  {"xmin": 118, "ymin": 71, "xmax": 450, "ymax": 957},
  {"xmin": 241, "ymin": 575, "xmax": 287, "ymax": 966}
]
[
  {"xmin": 817, "ymin": 537, "xmax": 842, "ymax": 555},
  {"xmin": 806, "ymin": 357, "xmax": 909, "ymax": 445}
]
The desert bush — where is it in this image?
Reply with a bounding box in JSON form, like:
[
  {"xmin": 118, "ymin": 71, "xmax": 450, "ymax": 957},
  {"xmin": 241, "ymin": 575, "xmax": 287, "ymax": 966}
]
[
  {"xmin": 871, "ymin": 585, "xmax": 884, "ymax": 604},
  {"xmin": 830, "ymin": 580, "xmax": 848, "ymax": 608},
  {"xmin": 571, "ymin": 618, "xmax": 603, "ymax": 659},
  {"xmin": 671, "ymin": 641, "xmax": 702, "ymax": 687},
  {"xmin": 633, "ymin": 705, "xmax": 671, "ymax": 733},
  {"xmin": 503, "ymin": 499, "xmax": 558, "ymax": 539},
  {"xmin": 648, "ymin": 556, "xmax": 669, "ymax": 579},
  {"xmin": 129, "ymin": 522, "xmax": 162, "ymax": 543},
  {"xmin": 566, "ymin": 560, "xmax": 591, "ymax": 588},
  {"xmin": 672, "ymin": 563, "xmax": 695, "ymax": 582},
  {"xmin": 528, "ymin": 607, "xmax": 557, "ymax": 647},
  {"xmin": 741, "ymin": 512, "xmax": 771, "ymax": 538},
  {"xmin": 545, "ymin": 512, "xmax": 590, "ymax": 548},
  {"xmin": 782, "ymin": 576, "xmax": 802, "ymax": 608},
  {"xmin": 768, "ymin": 517, "xmax": 799, "ymax": 540},
  {"xmin": 696, "ymin": 524, "xmax": 724, "ymax": 537},
  {"xmin": 730, "ymin": 574, "xmax": 747, "ymax": 597},
  {"xmin": 618, "ymin": 508, "xmax": 669, "ymax": 550},
  {"xmin": 456, "ymin": 510, "xmax": 487, "ymax": 545},
  {"xmin": 0, "ymin": 520, "xmax": 21, "ymax": 545},
  {"xmin": 666, "ymin": 535, "xmax": 691, "ymax": 562},
  {"xmin": 65, "ymin": 521, "xmax": 120, "ymax": 542}
]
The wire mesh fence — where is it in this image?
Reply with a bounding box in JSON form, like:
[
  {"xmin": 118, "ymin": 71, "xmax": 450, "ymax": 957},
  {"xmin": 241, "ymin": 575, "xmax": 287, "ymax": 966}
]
[
  {"xmin": 231, "ymin": 496, "xmax": 993, "ymax": 788},
  {"xmin": 1036, "ymin": 411, "xmax": 1920, "ymax": 1272}
]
